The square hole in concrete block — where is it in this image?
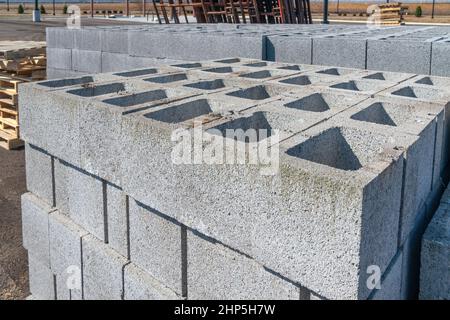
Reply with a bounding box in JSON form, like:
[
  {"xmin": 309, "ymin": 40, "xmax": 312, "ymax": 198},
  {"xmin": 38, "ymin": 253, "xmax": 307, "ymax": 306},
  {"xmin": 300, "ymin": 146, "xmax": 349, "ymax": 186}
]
[
  {"xmin": 350, "ymin": 102, "xmax": 410, "ymax": 126},
  {"xmin": 214, "ymin": 58, "xmax": 241, "ymax": 64},
  {"xmin": 391, "ymin": 86, "xmax": 445, "ymax": 100},
  {"xmin": 202, "ymin": 67, "xmax": 235, "ymax": 73},
  {"xmin": 67, "ymin": 82, "xmax": 125, "ymax": 97},
  {"xmin": 277, "ymin": 65, "xmax": 301, "ymax": 71},
  {"xmin": 286, "ymin": 127, "xmax": 386, "ymax": 171},
  {"xmin": 226, "ymin": 85, "xmax": 282, "ymax": 100},
  {"xmin": 171, "ymin": 62, "xmax": 202, "ymax": 69},
  {"xmin": 243, "ymin": 62, "xmax": 268, "ymax": 67},
  {"xmin": 114, "ymin": 68, "xmax": 158, "ymax": 77},
  {"xmin": 414, "ymin": 76, "xmax": 450, "ymax": 88},
  {"xmin": 208, "ymin": 112, "xmax": 273, "ymax": 142},
  {"xmin": 184, "ymin": 79, "xmax": 226, "ymax": 90},
  {"xmin": 284, "ymin": 93, "xmax": 330, "ymax": 112},
  {"xmin": 239, "ymin": 70, "xmax": 277, "ymax": 79},
  {"xmin": 279, "ymin": 75, "xmax": 312, "ymax": 86},
  {"xmin": 363, "ymin": 72, "xmax": 387, "ymax": 81},
  {"xmin": 316, "ymin": 68, "xmax": 353, "ymax": 76},
  {"xmin": 144, "ymin": 99, "xmax": 213, "ymax": 123},
  {"xmin": 39, "ymin": 76, "xmax": 94, "ymax": 88},
  {"xmin": 102, "ymin": 89, "xmax": 168, "ymax": 107},
  {"xmin": 330, "ymin": 81, "xmax": 360, "ymax": 91},
  {"xmin": 143, "ymin": 73, "xmax": 188, "ymax": 84}
]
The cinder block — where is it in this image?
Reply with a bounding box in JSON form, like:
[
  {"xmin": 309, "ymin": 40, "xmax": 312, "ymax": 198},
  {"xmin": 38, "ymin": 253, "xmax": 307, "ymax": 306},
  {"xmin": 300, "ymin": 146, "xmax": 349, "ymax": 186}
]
[
  {"xmin": 371, "ymin": 252, "xmax": 403, "ymax": 300},
  {"xmin": 47, "ymin": 48, "xmax": 72, "ymax": 70},
  {"xmin": 367, "ymin": 39, "xmax": 432, "ymax": 74},
  {"xmin": 128, "ymin": 31, "xmax": 265, "ymax": 61},
  {"xmin": 123, "ymin": 263, "xmax": 181, "ymax": 300},
  {"xmin": 46, "ymin": 27, "xmax": 75, "ymax": 49},
  {"xmin": 53, "ymin": 159, "xmax": 105, "ymax": 240},
  {"xmin": 49, "ymin": 211, "xmax": 87, "ymax": 299},
  {"xmin": 187, "ymin": 230, "xmax": 300, "ymax": 300},
  {"xmin": 101, "ymin": 52, "xmax": 129, "ymax": 73},
  {"xmin": 129, "ymin": 199, "xmax": 184, "ymax": 295},
  {"xmin": 431, "ymin": 39, "xmax": 450, "ymax": 77},
  {"xmin": 420, "ymin": 206, "xmax": 450, "ymax": 300},
  {"xmin": 74, "ymin": 28, "xmax": 103, "ymax": 51},
  {"xmin": 266, "ymin": 35, "xmax": 312, "ymax": 64},
  {"xmin": 107, "ymin": 184, "xmax": 129, "ymax": 258},
  {"xmin": 25, "ymin": 143, "xmax": 54, "ymax": 206},
  {"xmin": 101, "ymin": 28, "xmax": 128, "ymax": 54},
  {"xmin": 72, "ymin": 49, "xmax": 102, "ymax": 73},
  {"xmin": 22, "ymin": 193, "xmax": 52, "ymax": 267},
  {"xmin": 312, "ymin": 37, "xmax": 367, "ymax": 69},
  {"xmin": 82, "ymin": 235, "xmax": 128, "ymax": 300},
  {"xmin": 28, "ymin": 253, "xmax": 56, "ymax": 300}
]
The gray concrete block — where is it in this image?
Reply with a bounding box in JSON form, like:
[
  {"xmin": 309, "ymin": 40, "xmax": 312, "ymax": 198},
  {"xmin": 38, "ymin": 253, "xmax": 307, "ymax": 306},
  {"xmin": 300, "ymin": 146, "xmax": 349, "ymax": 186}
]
[
  {"xmin": 128, "ymin": 31, "xmax": 265, "ymax": 61},
  {"xmin": 25, "ymin": 143, "xmax": 54, "ymax": 206},
  {"xmin": 266, "ymin": 35, "xmax": 312, "ymax": 64},
  {"xmin": 74, "ymin": 28, "xmax": 103, "ymax": 51},
  {"xmin": 187, "ymin": 230, "xmax": 300, "ymax": 300},
  {"xmin": 129, "ymin": 199, "xmax": 184, "ymax": 295},
  {"xmin": 101, "ymin": 52, "xmax": 129, "ymax": 73},
  {"xmin": 313, "ymin": 37, "xmax": 367, "ymax": 69},
  {"xmin": 53, "ymin": 158, "xmax": 105, "ymax": 240},
  {"xmin": 102, "ymin": 29, "xmax": 128, "ymax": 54},
  {"xmin": 367, "ymin": 39, "xmax": 432, "ymax": 74},
  {"xmin": 46, "ymin": 27, "xmax": 75, "ymax": 49},
  {"xmin": 47, "ymin": 48, "xmax": 72, "ymax": 70},
  {"xmin": 420, "ymin": 206, "xmax": 450, "ymax": 300},
  {"xmin": 431, "ymin": 40, "xmax": 450, "ymax": 77},
  {"xmin": 371, "ymin": 252, "xmax": 403, "ymax": 300},
  {"xmin": 123, "ymin": 263, "xmax": 181, "ymax": 300},
  {"xmin": 22, "ymin": 192, "xmax": 52, "ymax": 267},
  {"xmin": 46, "ymin": 68, "xmax": 88, "ymax": 80},
  {"xmin": 82, "ymin": 234, "xmax": 128, "ymax": 300},
  {"xmin": 107, "ymin": 184, "xmax": 129, "ymax": 258},
  {"xmin": 28, "ymin": 253, "xmax": 56, "ymax": 300},
  {"xmin": 65, "ymin": 162, "xmax": 105, "ymax": 242},
  {"xmin": 49, "ymin": 211, "xmax": 87, "ymax": 299},
  {"xmin": 72, "ymin": 49, "xmax": 102, "ymax": 73}
]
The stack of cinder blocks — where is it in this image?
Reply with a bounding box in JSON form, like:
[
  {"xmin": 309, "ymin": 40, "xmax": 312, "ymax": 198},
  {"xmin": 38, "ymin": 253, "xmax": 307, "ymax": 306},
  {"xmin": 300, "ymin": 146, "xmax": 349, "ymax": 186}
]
[
  {"xmin": 20, "ymin": 57, "xmax": 450, "ymax": 299},
  {"xmin": 420, "ymin": 184, "xmax": 450, "ymax": 300},
  {"xmin": 46, "ymin": 25, "xmax": 450, "ymax": 78}
]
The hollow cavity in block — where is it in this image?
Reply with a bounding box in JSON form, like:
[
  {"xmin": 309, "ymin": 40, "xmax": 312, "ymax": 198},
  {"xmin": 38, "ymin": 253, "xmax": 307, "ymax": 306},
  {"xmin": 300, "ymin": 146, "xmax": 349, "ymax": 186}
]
[
  {"xmin": 114, "ymin": 68, "xmax": 158, "ymax": 77},
  {"xmin": 67, "ymin": 82, "xmax": 125, "ymax": 97},
  {"xmin": 102, "ymin": 90, "xmax": 168, "ymax": 107}
]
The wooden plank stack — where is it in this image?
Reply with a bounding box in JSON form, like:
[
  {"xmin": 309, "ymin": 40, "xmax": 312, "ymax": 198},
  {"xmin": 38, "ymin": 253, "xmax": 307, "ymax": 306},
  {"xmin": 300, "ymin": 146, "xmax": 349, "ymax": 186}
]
[
  {"xmin": 376, "ymin": 2, "xmax": 408, "ymax": 26},
  {"xmin": 0, "ymin": 41, "xmax": 46, "ymax": 150}
]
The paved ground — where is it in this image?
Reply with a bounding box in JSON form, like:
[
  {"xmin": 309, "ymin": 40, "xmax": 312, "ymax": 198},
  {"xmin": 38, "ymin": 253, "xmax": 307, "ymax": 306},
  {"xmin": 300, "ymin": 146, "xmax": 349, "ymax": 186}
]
[
  {"xmin": 0, "ymin": 15, "xmax": 141, "ymax": 41},
  {"xmin": 0, "ymin": 16, "xmax": 144, "ymax": 300}
]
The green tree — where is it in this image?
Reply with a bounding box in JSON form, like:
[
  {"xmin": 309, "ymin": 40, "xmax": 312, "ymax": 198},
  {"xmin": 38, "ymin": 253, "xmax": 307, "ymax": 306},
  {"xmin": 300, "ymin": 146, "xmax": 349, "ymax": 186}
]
[
  {"xmin": 63, "ymin": 4, "xmax": 68, "ymax": 14},
  {"xmin": 415, "ymin": 6, "xmax": 422, "ymax": 17},
  {"xmin": 18, "ymin": 4, "xmax": 24, "ymax": 14},
  {"xmin": 40, "ymin": 4, "xmax": 46, "ymax": 14}
]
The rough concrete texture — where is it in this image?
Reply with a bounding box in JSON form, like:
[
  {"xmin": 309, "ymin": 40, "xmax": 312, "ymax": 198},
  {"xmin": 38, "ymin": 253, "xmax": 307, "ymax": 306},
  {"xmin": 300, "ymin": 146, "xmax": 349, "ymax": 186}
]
[
  {"xmin": 25, "ymin": 143, "xmax": 54, "ymax": 206},
  {"xmin": 27, "ymin": 253, "xmax": 55, "ymax": 300},
  {"xmin": 46, "ymin": 25, "xmax": 450, "ymax": 76},
  {"xmin": 82, "ymin": 234, "xmax": 128, "ymax": 300},
  {"xmin": 420, "ymin": 204, "xmax": 450, "ymax": 300},
  {"xmin": 20, "ymin": 57, "xmax": 450, "ymax": 300},
  {"xmin": 21, "ymin": 193, "xmax": 53, "ymax": 267},
  {"xmin": 129, "ymin": 199, "xmax": 184, "ymax": 295},
  {"xmin": 123, "ymin": 263, "xmax": 181, "ymax": 300},
  {"xmin": 187, "ymin": 230, "xmax": 301, "ymax": 300}
]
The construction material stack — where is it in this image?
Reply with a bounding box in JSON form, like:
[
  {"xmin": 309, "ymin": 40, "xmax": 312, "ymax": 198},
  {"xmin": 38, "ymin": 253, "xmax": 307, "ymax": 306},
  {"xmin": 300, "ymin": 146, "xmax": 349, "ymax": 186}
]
[{"xmin": 0, "ymin": 41, "xmax": 46, "ymax": 150}]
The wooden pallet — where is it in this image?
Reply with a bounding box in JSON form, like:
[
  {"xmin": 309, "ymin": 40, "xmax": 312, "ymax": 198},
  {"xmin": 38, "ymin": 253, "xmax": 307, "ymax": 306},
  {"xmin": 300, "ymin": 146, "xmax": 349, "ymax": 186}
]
[
  {"xmin": 0, "ymin": 41, "xmax": 46, "ymax": 60},
  {"xmin": 0, "ymin": 129, "xmax": 23, "ymax": 150}
]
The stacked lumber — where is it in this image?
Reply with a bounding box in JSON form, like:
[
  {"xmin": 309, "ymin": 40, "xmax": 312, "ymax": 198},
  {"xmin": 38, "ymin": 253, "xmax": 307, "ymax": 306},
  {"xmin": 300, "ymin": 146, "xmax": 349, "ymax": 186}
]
[
  {"xmin": 376, "ymin": 2, "xmax": 408, "ymax": 26},
  {"xmin": 0, "ymin": 42, "xmax": 46, "ymax": 150}
]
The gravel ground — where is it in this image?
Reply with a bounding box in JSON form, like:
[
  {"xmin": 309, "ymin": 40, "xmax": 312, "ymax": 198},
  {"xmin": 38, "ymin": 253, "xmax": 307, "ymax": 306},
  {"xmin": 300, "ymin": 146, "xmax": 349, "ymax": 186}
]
[{"xmin": 0, "ymin": 147, "xmax": 28, "ymax": 300}]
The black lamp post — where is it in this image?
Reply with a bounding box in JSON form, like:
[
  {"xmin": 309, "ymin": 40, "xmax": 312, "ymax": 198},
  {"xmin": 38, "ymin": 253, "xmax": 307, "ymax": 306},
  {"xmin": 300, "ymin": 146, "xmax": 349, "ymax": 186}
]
[
  {"xmin": 432, "ymin": 0, "xmax": 436, "ymax": 19},
  {"xmin": 323, "ymin": 0, "xmax": 329, "ymax": 24}
]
